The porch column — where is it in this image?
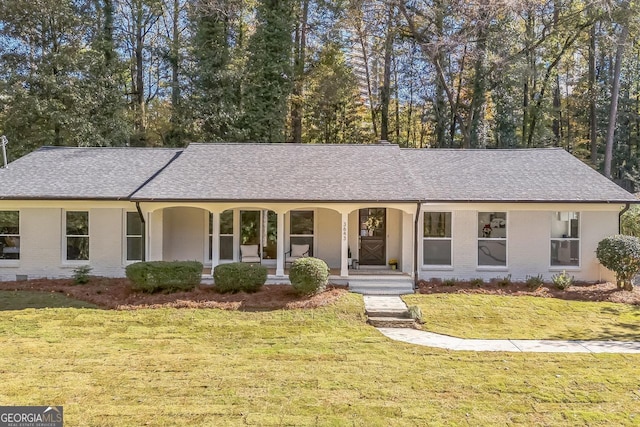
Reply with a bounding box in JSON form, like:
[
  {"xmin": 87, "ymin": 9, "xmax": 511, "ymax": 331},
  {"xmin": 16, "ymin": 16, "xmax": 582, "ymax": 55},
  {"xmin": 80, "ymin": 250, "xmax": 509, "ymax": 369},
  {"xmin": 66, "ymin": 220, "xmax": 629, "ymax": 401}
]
[
  {"xmin": 147, "ymin": 209, "xmax": 164, "ymax": 261},
  {"xmin": 276, "ymin": 211, "xmax": 285, "ymax": 277},
  {"xmin": 210, "ymin": 211, "xmax": 220, "ymax": 271},
  {"xmin": 340, "ymin": 211, "xmax": 349, "ymax": 277}
]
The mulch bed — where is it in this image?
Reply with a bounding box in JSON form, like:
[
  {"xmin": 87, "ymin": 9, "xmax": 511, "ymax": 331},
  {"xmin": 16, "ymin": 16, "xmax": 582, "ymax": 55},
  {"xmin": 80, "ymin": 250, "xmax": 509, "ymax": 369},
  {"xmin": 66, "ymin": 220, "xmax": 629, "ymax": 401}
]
[
  {"xmin": 417, "ymin": 280, "xmax": 640, "ymax": 305},
  {"xmin": 0, "ymin": 278, "xmax": 349, "ymax": 310},
  {"xmin": 3, "ymin": 277, "xmax": 638, "ymax": 310}
]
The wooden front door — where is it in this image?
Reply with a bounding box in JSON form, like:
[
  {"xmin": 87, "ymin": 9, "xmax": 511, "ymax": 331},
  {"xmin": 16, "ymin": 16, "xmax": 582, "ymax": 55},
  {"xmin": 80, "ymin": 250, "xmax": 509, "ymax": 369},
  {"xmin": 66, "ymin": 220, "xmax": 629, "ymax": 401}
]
[{"xmin": 359, "ymin": 208, "xmax": 386, "ymax": 265}]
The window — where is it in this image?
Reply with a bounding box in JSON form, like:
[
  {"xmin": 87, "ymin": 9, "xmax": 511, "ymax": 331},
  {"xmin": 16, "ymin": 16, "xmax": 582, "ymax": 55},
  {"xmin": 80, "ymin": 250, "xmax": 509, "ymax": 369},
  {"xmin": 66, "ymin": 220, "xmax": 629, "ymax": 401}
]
[
  {"xmin": 0, "ymin": 211, "xmax": 19, "ymax": 260},
  {"xmin": 478, "ymin": 212, "xmax": 506, "ymax": 266},
  {"xmin": 551, "ymin": 212, "xmax": 579, "ymax": 266},
  {"xmin": 219, "ymin": 210, "xmax": 233, "ymax": 260},
  {"xmin": 423, "ymin": 212, "xmax": 452, "ymax": 266},
  {"xmin": 290, "ymin": 210, "xmax": 314, "ymax": 256},
  {"xmin": 126, "ymin": 212, "xmax": 143, "ymax": 261},
  {"xmin": 66, "ymin": 211, "xmax": 89, "ymax": 261}
]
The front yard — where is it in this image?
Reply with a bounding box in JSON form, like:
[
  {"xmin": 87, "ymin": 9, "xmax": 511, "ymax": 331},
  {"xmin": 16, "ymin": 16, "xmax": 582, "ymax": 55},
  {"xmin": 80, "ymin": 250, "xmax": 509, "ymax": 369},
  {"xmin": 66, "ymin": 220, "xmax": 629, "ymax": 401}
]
[
  {"xmin": 1, "ymin": 291, "xmax": 639, "ymax": 425},
  {"xmin": 404, "ymin": 293, "xmax": 640, "ymax": 341}
]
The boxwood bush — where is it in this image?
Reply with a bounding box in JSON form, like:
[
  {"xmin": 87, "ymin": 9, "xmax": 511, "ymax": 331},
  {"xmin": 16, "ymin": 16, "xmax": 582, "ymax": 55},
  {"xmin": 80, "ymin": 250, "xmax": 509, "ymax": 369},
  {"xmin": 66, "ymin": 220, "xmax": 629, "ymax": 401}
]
[
  {"xmin": 126, "ymin": 261, "xmax": 202, "ymax": 293},
  {"xmin": 213, "ymin": 262, "xmax": 267, "ymax": 293},
  {"xmin": 596, "ymin": 235, "xmax": 640, "ymax": 291},
  {"xmin": 289, "ymin": 257, "xmax": 329, "ymax": 295}
]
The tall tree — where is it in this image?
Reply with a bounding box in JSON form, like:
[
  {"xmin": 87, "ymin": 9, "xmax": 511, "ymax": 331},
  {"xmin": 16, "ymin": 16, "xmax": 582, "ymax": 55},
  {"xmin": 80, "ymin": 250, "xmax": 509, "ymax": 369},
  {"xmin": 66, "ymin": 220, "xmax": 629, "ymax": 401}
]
[
  {"xmin": 604, "ymin": 0, "xmax": 631, "ymax": 179},
  {"xmin": 190, "ymin": 0, "xmax": 246, "ymax": 141},
  {"xmin": 0, "ymin": 0, "xmax": 129, "ymax": 158},
  {"xmin": 117, "ymin": 0, "xmax": 163, "ymax": 145},
  {"xmin": 242, "ymin": 0, "xmax": 296, "ymax": 142}
]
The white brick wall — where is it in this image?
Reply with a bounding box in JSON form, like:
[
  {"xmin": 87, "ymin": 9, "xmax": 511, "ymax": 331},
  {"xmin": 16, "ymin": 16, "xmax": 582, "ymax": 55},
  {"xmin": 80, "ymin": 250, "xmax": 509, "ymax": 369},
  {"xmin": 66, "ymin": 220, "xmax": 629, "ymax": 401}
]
[
  {"xmin": 0, "ymin": 203, "xmax": 132, "ymax": 281},
  {"xmin": 0, "ymin": 201, "xmax": 624, "ymax": 283},
  {"xmin": 418, "ymin": 204, "xmax": 621, "ymax": 283}
]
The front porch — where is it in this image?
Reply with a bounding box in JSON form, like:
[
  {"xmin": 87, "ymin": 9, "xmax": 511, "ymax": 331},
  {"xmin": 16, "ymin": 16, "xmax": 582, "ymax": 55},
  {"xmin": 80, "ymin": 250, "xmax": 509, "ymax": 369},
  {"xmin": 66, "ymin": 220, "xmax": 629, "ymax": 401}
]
[{"xmin": 143, "ymin": 203, "xmax": 417, "ymax": 283}]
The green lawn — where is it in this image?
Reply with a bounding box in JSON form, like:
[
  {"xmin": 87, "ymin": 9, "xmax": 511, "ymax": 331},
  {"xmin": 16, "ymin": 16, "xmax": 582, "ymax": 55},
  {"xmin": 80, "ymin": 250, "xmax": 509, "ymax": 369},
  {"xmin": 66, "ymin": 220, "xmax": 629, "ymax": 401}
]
[
  {"xmin": 0, "ymin": 290, "xmax": 98, "ymax": 310},
  {"xmin": 404, "ymin": 294, "xmax": 640, "ymax": 341},
  {"xmin": 0, "ymin": 293, "xmax": 639, "ymax": 425}
]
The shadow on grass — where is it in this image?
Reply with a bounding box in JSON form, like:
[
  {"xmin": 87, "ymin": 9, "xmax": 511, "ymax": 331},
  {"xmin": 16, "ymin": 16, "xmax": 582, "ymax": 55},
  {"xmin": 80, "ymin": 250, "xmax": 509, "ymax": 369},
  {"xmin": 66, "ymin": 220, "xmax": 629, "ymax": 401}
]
[{"xmin": 0, "ymin": 290, "xmax": 99, "ymax": 311}]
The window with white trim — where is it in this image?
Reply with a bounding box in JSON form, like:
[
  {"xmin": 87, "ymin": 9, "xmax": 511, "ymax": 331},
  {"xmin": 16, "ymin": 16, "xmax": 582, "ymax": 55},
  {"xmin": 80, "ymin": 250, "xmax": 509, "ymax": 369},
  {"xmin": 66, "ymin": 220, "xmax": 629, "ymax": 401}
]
[
  {"xmin": 423, "ymin": 212, "xmax": 452, "ymax": 266},
  {"xmin": 0, "ymin": 211, "xmax": 20, "ymax": 260},
  {"xmin": 290, "ymin": 210, "xmax": 314, "ymax": 256},
  {"xmin": 478, "ymin": 212, "xmax": 506, "ymax": 266},
  {"xmin": 550, "ymin": 212, "xmax": 579, "ymax": 267},
  {"xmin": 219, "ymin": 210, "xmax": 234, "ymax": 260},
  {"xmin": 126, "ymin": 212, "xmax": 143, "ymax": 261},
  {"xmin": 66, "ymin": 211, "xmax": 89, "ymax": 261}
]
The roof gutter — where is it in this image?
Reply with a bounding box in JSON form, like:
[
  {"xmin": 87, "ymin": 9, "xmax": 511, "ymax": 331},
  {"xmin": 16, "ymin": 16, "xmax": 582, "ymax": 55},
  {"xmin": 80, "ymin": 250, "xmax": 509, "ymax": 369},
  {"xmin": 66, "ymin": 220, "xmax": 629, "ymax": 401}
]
[
  {"xmin": 136, "ymin": 202, "xmax": 146, "ymax": 262},
  {"xmin": 619, "ymin": 203, "xmax": 631, "ymax": 234}
]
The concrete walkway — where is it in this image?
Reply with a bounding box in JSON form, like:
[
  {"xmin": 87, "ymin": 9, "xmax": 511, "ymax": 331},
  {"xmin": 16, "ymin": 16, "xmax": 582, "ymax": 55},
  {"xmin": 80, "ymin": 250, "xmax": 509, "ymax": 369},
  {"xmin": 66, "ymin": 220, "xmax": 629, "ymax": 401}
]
[{"xmin": 364, "ymin": 295, "xmax": 640, "ymax": 354}]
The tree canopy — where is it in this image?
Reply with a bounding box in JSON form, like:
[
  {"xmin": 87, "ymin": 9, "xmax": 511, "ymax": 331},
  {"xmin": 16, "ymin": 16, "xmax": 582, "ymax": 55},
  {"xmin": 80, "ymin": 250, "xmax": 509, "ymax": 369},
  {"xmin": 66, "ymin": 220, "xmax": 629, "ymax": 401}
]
[{"xmin": 1, "ymin": 0, "xmax": 639, "ymax": 186}]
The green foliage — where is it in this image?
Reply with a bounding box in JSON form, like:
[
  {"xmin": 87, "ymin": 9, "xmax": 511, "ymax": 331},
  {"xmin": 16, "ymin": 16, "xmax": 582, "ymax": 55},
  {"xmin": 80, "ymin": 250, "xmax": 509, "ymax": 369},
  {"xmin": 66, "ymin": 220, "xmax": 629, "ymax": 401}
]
[
  {"xmin": 289, "ymin": 257, "xmax": 329, "ymax": 295},
  {"xmin": 596, "ymin": 235, "xmax": 640, "ymax": 291},
  {"xmin": 126, "ymin": 261, "xmax": 202, "ymax": 293},
  {"xmin": 302, "ymin": 43, "xmax": 373, "ymax": 145},
  {"xmin": 0, "ymin": 0, "xmax": 130, "ymax": 158},
  {"xmin": 469, "ymin": 278, "xmax": 485, "ymax": 287},
  {"xmin": 551, "ymin": 270, "xmax": 573, "ymax": 290},
  {"xmin": 494, "ymin": 274, "xmax": 512, "ymax": 287},
  {"xmin": 72, "ymin": 265, "xmax": 93, "ymax": 285},
  {"xmin": 525, "ymin": 274, "xmax": 544, "ymax": 290},
  {"xmin": 190, "ymin": 1, "xmax": 245, "ymax": 142},
  {"xmin": 241, "ymin": 0, "xmax": 295, "ymax": 142},
  {"xmin": 620, "ymin": 206, "xmax": 640, "ymax": 238},
  {"xmin": 213, "ymin": 262, "xmax": 268, "ymax": 294},
  {"xmin": 442, "ymin": 278, "xmax": 457, "ymax": 287},
  {"xmin": 407, "ymin": 305, "xmax": 422, "ymax": 322}
]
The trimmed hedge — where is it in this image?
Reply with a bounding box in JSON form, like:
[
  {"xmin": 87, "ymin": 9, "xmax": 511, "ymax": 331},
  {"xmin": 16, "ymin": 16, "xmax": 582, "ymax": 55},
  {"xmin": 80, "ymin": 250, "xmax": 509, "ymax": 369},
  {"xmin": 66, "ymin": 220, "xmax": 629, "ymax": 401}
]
[
  {"xmin": 596, "ymin": 235, "xmax": 640, "ymax": 291},
  {"xmin": 289, "ymin": 257, "xmax": 329, "ymax": 295},
  {"xmin": 213, "ymin": 262, "xmax": 267, "ymax": 293},
  {"xmin": 126, "ymin": 261, "xmax": 203, "ymax": 293}
]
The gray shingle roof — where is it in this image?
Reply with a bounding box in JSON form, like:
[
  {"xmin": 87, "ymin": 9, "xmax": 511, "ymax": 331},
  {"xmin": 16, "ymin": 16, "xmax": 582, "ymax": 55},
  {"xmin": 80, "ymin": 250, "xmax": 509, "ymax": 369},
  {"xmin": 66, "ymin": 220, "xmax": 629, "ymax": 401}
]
[
  {"xmin": 132, "ymin": 143, "xmax": 421, "ymax": 201},
  {"xmin": 0, "ymin": 146, "xmax": 182, "ymax": 200},
  {"xmin": 0, "ymin": 143, "xmax": 634, "ymax": 203},
  {"xmin": 401, "ymin": 148, "xmax": 636, "ymax": 203},
  {"xmin": 131, "ymin": 143, "xmax": 636, "ymax": 203}
]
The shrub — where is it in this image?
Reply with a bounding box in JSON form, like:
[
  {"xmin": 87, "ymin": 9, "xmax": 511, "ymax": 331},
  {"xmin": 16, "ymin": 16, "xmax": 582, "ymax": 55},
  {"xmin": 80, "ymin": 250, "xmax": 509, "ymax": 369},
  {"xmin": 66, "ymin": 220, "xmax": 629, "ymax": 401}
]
[
  {"xmin": 289, "ymin": 257, "xmax": 329, "ymax": 295},
  {"xmin": 442, "ymin": 278, "xmax": 457, "ymax": 287},
  {"xmin": 551, "ymin": 270, "xmax": 573, "ymax": 290},
  {"xmin": 126, "ymin": 261, "xmax": 202, "ymax": 293},
  {"xmin": 213, "ymin": 262, "xmax": 267, "ymax": 294},
  {"xmin": 72, "ymin": 265, "xmax": 92, "ymax": 285},
  {"xmin": 525, "ymin": 274, "xmax": 544, "ymax": 290},
  {"xmin": 596, "ymin": 235, "xmax": 640, "ymax": 291},
  {"xmin": 469, "ymin": 277, "xmax": 484, "ymax": 287},
  {"xmin": 495, "ymin": 274, "xmax": 512, "ymax": 287},
  {"xmin": 407, "ymin": 305, "xmax": 423, "ymax": 322}
]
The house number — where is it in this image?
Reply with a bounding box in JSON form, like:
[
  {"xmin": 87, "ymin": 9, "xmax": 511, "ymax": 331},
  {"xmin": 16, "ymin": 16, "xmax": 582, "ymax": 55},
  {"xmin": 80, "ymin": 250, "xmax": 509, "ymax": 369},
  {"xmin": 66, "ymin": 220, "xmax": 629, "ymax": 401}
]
[{"xmin": 342, "ymin": 221, "xmax": 347, "ymax": 241}]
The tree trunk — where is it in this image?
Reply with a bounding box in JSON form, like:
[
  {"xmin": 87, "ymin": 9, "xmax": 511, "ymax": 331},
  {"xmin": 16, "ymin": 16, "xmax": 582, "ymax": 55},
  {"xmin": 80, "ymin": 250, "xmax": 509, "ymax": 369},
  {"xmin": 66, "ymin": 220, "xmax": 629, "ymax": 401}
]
[
  {"xmin": 135, "ymin": 23, "xmax": 146, "ymax": 144},
  {"xmin": 357, "ymin": 24, "xmax": 377, "ymax": 138},
  {"xmin": 552, "ymin": 75, "xmax": 561, "ymax": 146},
  {"xmin": 380, "ymin": 5, "xmax": 394, "ymax": 141},
  {"xmin": 589, "ymin": 23, "xmax": 597, "ymax": 165},
  {"xmin": 169, "ymin": 0, "xmax": 181, "ymax": 146},
  {"xmin": 604, "ymin": 1, "xmax": 630, "ymax": 179},
  {"xmin": 289, "ymin": 0, "xmax": 308, "ymax": 143}
]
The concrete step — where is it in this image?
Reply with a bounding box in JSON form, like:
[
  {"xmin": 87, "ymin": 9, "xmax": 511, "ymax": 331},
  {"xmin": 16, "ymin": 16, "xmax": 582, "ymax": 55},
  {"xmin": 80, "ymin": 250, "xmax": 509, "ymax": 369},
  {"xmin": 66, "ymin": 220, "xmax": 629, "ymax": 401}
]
[
  {"xmin": 350, "ymin": 286, "xmax": 414, "ymax": 295},
  {"xmin": 349, "ymin": 276, "xmax": 413, "ymax": 284},
  {"xmin": 365, "ymin": 308, "xmax": 410, "ymax": 318},
  {"xmin": 367, "ymin": 316, "xmax": 417, "ymax": 328}
]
